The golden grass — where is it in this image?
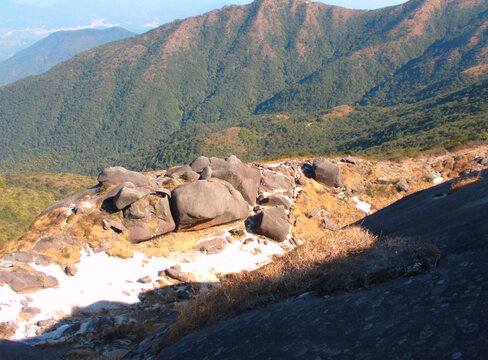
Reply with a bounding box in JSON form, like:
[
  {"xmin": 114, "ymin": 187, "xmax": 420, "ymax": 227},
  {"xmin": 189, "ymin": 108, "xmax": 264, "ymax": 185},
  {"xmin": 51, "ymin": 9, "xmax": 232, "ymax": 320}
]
[
  {"xmin": 162, "ymin": 226, "xmax": 440, "ymax": 348},
  {"xmin": 448, "ymin": 173, "xmax": 483, "ymax": 194}
]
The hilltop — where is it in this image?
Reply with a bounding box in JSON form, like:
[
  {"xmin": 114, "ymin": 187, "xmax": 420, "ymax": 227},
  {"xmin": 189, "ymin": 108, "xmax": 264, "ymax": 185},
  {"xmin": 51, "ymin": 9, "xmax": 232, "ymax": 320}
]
[{"xmin": 0, "ymin": 0, "xmax": 487, "ymax": 174}]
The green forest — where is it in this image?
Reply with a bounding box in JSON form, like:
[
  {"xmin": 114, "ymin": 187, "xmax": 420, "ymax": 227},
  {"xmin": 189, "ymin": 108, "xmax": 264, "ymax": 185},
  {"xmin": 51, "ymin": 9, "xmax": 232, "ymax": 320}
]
[{"xmin": 0, "ymin": 0, "xmax": 487, "ymax": 175}]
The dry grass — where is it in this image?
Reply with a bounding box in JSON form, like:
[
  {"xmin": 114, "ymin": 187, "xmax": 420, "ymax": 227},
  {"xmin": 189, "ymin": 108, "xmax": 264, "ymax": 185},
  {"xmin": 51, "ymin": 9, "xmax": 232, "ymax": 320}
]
[
  {"xmin": 448, "ymin": 172, "xmax": 483, "ymax": 194},
  {"xmin": 162, "ymin": 226, "xmax": 440, "ymax": 348}
]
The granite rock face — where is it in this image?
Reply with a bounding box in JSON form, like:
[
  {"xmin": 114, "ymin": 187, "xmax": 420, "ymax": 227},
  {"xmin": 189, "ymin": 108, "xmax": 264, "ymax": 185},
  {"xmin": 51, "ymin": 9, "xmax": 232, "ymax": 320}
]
[
  {"xmin": 170, "ymin": 179, "xmax": 250, "ymax": 231},
  {"xmin": 209, "ymin": 156, "xmax": 261, "ymax": 206},
  {"xmin": 255, "ymin": 205, "xmax": 290, "ymax": 242},
  {"xmin": 312, "ymin": 158, "xmax": 343, "ymax": 187},
  {"xmin": 98, "ymin": 166, "xmax": 151, "ymax": 188}
]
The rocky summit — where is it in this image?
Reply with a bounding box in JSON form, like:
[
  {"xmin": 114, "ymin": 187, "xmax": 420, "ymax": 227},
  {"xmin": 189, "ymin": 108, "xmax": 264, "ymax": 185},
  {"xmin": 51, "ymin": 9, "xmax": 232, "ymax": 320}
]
[{"xmin": 0, "ymin": 146, "xmax": 487, "ymax": 358}]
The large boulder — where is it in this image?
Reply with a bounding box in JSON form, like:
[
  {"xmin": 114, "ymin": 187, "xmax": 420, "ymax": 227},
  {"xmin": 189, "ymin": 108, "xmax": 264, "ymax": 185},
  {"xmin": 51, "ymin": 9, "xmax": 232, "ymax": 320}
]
[
  {"xmin": 260, "ymin": 170, "xmax": 293, "ymax": 193},
  {"xmin": 1, "ymin": 252, "xmax": 50, "ymax": 266},
  {"xmin": 113, "ymin": 186, "xmax": 150, "ymax": 210},
  {"xmin": 124, "ymin": 195, "xmax": 175, "ymax": 243},
  {"xmin": 209, "ymin": 156, "xmax": 261, "ymax": 206},
  {"xmin": 312, "ymin": 158, "xmax": 343, "ymax": 187},
  {"xmin": 98, "ymin": 167, "xmax": 151, "ymax": 188},
  {"xmin": 0, "ymin": 267, "xmax": 58, "ymax": 294},
  {"xmin": 166, "ymin": 165, "xmax": 193, "ymax": 178},
  {"xmin": 32, "ymin": 233, "xmax": 77, "ymax": 251},
  {"xmin": 190, "ymin": 156, "xmax": 211, "ymax": 172},
  {"xmin": 255, "ymin": 205, "xmax": 290, "ymax": 242},
  {"xmin": 170, "ymin": 179, "xmax": 249, "ymax": 231}
]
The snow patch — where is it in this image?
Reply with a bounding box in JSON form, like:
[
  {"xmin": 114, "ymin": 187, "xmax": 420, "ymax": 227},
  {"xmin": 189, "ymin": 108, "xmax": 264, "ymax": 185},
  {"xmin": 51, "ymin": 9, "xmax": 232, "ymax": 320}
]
[{"xmin": 352, "ymin": 196, "xmax": 372, "ymax": 214}]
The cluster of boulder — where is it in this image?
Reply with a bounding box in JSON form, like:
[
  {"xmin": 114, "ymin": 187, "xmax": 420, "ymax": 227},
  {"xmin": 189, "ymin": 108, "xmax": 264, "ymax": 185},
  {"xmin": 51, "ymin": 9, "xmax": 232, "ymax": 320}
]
[
  {"xmin": 96, "ymin": 155, "xmax": 343, "ymax": 244},
  {"xmin": 0, "ymin": 155, "xmax": 344, "ymax": 296}
]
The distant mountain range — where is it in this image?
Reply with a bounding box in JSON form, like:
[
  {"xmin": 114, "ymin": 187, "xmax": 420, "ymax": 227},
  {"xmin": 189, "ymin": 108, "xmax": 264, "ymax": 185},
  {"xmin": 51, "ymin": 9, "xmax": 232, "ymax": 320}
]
[
  {"xmin": 0, "ymin": 27, "xmax": 134, "ymax": 86},
  {"xmin": 0, "ymin": 0, "xmax": 487, "ymax": 174},
  {"xmin": 0, "ymin": 0, "xmax": 252, "ymax": 60}
]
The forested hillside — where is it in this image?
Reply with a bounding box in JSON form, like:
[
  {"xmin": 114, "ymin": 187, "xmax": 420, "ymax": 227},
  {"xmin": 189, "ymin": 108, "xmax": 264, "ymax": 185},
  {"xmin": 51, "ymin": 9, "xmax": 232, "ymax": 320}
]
[
  {"xmin": 0, "ymin": 0, "xmax": 487, "ymax": 174},
  {"xmin": 0, "ymin": 27, "xmax": 134, "ymax": 86}
]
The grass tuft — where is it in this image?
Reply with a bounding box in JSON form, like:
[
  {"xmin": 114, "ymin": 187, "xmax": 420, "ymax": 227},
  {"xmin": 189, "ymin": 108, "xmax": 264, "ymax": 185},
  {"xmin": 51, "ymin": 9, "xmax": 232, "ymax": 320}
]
[
  {"xmin": 448, "ymin": 172, "xmax": 482, "ymax": 194},
  {"xmin": 162, "ymin": 226, "xmax": 440, "ymax": 348}
]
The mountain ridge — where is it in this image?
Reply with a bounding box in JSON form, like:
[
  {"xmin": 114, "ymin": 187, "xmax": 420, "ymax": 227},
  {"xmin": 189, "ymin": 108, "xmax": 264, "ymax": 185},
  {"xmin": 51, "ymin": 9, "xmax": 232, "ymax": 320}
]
[
  {"xmin": 0, "ymin": 0, "xmax": 487, "ymax": 174},
  {"xmin": 0, "ymin": 27, "xmax": 134, "ymax": 86}
]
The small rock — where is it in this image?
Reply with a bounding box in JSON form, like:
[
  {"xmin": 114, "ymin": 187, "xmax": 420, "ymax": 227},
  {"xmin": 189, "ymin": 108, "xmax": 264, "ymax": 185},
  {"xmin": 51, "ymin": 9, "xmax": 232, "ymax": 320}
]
[
  {"xmin": 137, "ymin": 276, "xmax": 152, "ymax": 284},
  {"xmin": 294, "ymin": 216, "xmax": 303, "ymax": 227},
  {"xmin": 319, "ymin": 219, "xmax": 340, "ymax": 231},
  {"xmin": 164, "ymin": 266, "xmax": 194, "ymax": 283},
  {"xmin": 19, "ymin": 307, "xmax": 41, "ymax": 321},
  {"xmin": 307, "ymin": 208, "xmax": 329, "ymax": 220},
  {"xmin": 36, "ymin": 319, "xmax": 56, "ymax": 328},
  {"xmin": 297, "ymin": 177, "xmax": 307, "ymax": 185},
  {"xmin": 396, "ymin": 181, "xmax": 410, "ymax": 192},
  {"xmin": 64, "ymin": 265, "xmax": 78, "ymax": 277},
  {"xmin": 102, "ymin": 218, "xmax": 127, "ymax": 233}
]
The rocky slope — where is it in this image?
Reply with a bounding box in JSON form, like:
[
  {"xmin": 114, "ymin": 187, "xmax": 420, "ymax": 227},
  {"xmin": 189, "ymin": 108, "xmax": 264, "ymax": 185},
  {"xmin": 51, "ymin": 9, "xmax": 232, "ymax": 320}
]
[{"xmin": 0, "ymin": 146, "xmax": 486, "ymax": 358}]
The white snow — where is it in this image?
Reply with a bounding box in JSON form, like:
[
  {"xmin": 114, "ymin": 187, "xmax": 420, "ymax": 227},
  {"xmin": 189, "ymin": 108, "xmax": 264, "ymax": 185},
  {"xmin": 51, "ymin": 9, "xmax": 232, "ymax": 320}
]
[
  {"xmin": 1, "ymin": 234, "xmax": 285, "ymax": 342},
  {"xmin": 352, "ymin": 196, "xmax": 372, "ymax": 214}
]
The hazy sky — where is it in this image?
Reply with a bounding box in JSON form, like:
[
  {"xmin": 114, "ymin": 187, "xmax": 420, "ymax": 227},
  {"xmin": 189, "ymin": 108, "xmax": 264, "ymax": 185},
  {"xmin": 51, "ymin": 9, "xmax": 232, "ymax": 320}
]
[{"xmin": 10, "ymin": 0, "xmax": 408, "ymax": 10}]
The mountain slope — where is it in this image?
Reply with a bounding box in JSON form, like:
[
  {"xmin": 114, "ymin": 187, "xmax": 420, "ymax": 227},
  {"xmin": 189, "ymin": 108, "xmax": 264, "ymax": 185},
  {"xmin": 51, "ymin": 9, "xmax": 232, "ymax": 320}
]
[
  {"xmin": 0, "ymin": 0, "xmax": 487, "ymax": 174},
  {"xmin": 0, "ymin": 27, "xmax": 134, "ymax": 86}
]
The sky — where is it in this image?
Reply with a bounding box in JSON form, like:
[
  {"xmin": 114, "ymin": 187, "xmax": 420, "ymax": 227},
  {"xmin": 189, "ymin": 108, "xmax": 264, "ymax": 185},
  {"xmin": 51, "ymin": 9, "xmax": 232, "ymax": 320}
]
[{"xmin": 10, "ymin": 0, "xmax": 408, "ymax": 10}]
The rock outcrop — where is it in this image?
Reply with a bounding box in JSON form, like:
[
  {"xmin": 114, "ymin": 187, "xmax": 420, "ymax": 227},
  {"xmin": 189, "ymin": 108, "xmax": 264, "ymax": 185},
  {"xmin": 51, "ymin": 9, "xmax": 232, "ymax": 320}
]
[
  {"xmin": 209, "ymin": 156, "xmax": 261, "ymax": 206},
  {"xmin": 255, "ymin": 205, "xmax": 290, "ymax": 242},
  {"xmin": 312, "ymin": 158, "xmax": 343, "ymax": 187},
  {"xmin": 170, "ymin": 179, "xmax": 249, "ymax": 231},
  {"xmin": 0, "ymin": 267, "xmax": 58, "ymax": 294},
  {"xmin": 98, "ymin": 166, "xmax": 151, "ymax": 188}
]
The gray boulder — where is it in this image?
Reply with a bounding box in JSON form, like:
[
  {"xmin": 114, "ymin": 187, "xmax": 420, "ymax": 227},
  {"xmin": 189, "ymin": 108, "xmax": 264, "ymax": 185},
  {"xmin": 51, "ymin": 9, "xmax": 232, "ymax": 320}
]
[
  {"xmin": 33, "ymin": 233, "xmax": 77, "ymax": 251},
  {"xmin": 102, "ymin": 218, "xmax": 126, "ymax": 233},
  {"xmin": 170, "ymin": 179, "xmax": 249, "ymax": 231},
  {"xmin": 155, "ymin": 188, "xmax": 172, "ymax": 199},
  {"xmin": 260, "ymin": 170, "xmax": 293, "ymax": 193},
  {"xmin": 199, "ymin": 166, "xmax": 212, "ymax": 180},
  {"xmin": 166, "ymin": 165, "xmax": 192, "ymax": 178},
  {"xmin": 127, "ymin": 223, "xmax": 153, "ymax": 244},
  {"xmin": 258, "ymin": 194, "xmax": 293, "ymax": 210},
  {"xmin": 312, "ymin": 158, "xmax": 343, "ymax": 187},
  {"xmin": 190, "ymin": 156, "xmax": 211, "ymax": 172},
  {"xmin": 114, "ymin": 186, "xmax": 150, "ymax": 210},
  {"xmin": 98, "ymin": 166, "xmax": 150, "ymax": 188},
  {"xmin": 0, "ymin": 267, "xmax": 58, "ymax": 294},
  {"xmin": 125, "ymin": 196, "xmax": 175, "ymax": 243},
  {"xmin": 209, "ymin": 156, "xmax": 261, "ymax": 206},
  {"xmin": 164, "ymin": 265, "xmax": 195, "ymax": 282},
  {"xmin": 255, "ymin": 205, "xmax": 290, "ymax": 242},
  {"xmin": 194, "ymin": 237, "xmax": 228, "ymax": 255},
  {"xmin": 396, "ymin": 181, "xmax": 410, "ymax": 192},
  {"xmin": 1, "ymin": 252, "xmax": 50, "ymax": 266}
]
